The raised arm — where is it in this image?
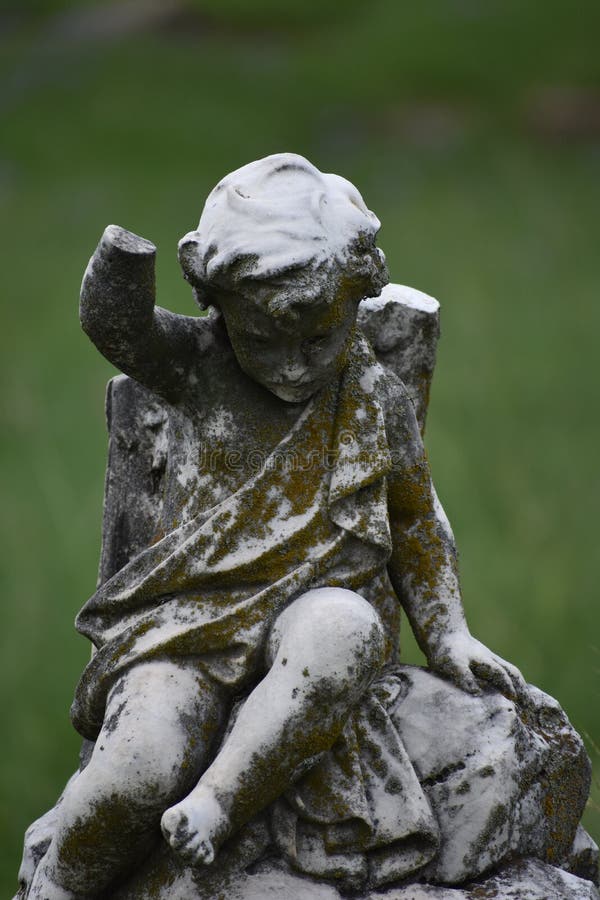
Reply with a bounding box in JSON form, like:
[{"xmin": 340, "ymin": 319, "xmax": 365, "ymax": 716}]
[
  {"xmin": 80, "ymin": 225, "xmax": 198, "ymax": 402},
  {"xmin": 385, "ymin": 383, "xmax": 525, "ymax": 698}
]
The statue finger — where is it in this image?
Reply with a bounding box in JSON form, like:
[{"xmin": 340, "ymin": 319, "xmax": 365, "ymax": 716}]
[
  {"xmin": 470, "ymin": 660, "xmax": 515, "ymax": 698},
  {"xmin": 501, "ymin": 661, "xmax": 528, "ymax": 702},
  {"xmin": 438, "ymin": 660, "xmax": 481, "ymax": 695}
]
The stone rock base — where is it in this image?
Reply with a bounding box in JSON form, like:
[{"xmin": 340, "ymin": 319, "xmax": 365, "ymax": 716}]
[
  {"xmin": 17, "ymin": 673, "xmax": 597, "ymax": 900},
  {"xmin": 375, "ymin": 858, "xmax": 599, "ymax": 899},
  {"xmin": 111, "ymin": 855, "xmax": 599, "ymax": 900}
]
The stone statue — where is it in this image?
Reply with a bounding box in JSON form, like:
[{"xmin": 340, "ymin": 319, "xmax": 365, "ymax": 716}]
[{"xmin": 16, "ymin": 154, "xmax": 598, "ymax": 900}]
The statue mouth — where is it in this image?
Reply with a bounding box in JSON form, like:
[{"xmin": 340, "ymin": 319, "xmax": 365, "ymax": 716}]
[
  {"xmin": 267, "ymin": 379, "xmax": 320, "ymax": 402},
  {"xmin": 272, "ymin": 376, "xmax": 314, "ymax": 388}
]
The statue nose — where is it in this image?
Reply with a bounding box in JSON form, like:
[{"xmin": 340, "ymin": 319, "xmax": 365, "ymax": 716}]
[{"xmin": 281, "ymin": 358, "xmax": 308, "ymax": 383}]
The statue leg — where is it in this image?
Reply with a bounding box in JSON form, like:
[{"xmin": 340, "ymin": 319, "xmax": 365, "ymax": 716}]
[
  {"xmin": 28, "ymin": 659, "xmax": 226, "ymax": 900},
  {"xmin": 161, "ymin": 587, "xmax": 385, "ymax": 864}
]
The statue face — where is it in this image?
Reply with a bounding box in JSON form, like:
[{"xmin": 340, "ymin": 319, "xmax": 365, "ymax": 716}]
[{"xmin": 216, "ymin": 273, "xmax": 360, "ymax": 403}]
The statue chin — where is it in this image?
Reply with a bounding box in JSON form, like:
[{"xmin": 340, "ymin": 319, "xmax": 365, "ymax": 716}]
[{"xmin": 266, "ymin": 381, "xmax": 320, "ymax": 403}]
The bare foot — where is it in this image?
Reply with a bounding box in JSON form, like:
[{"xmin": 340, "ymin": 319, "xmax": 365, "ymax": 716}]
[{"xmin": 161, "ymin": 789, "xmax": 229, "ymax": 866}]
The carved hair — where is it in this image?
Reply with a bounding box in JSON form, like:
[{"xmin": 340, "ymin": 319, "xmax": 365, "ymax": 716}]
[{"xmin": 178, "ymin": 153, "xmax": 388, "ymax": 310}]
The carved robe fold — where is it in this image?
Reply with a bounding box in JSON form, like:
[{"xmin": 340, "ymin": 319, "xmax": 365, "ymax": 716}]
[{"xmin": 72, "ymin": 332, "xmax": 442, "ymax": 887}]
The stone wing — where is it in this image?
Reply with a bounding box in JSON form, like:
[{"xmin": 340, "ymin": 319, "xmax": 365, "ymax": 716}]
[{"xmin": 357, "ymin": 282, "xmax": 440, "ymax": 435}]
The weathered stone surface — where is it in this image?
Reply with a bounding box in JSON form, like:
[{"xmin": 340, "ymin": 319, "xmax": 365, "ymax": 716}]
[
  {"xmin": 98, "ymin": 374, "xmax": 168, "ymax": 585},
  {"xmin": 109, "ymin": 854, "xmax": 600, "ymax": 900},
  {"xmin": 371, "ymin": 858, "xmax": 600, "ymax": 899},
  {"xmin": 85, "ymin": 668, "xmax": 591, "ymax": 900},
  {"xmin": 16, "ymin": 154, "xmax": 595, "ymax": 900},
  {"xmin": 98, "ymin": 279, "xmax": 440, "ymax": 593},
  {"xmin": 390, "ymin": 671, "xmax": 591, "ymax": 885},
  {"xmin": 564, "ymin": 825, "xmax": 600, "ymax": 885},
  {"xmin": 358, "ymin": 282, "xmax": 440, "ymax": 432}
]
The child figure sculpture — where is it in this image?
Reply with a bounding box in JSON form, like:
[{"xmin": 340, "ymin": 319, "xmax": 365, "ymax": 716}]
[{"xmin": 28, "ymin": 154, "xmax": 539, "ymax": 900}]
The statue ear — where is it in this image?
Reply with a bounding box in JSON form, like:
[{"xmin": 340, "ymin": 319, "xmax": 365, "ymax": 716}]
[
  {"xmin": 178, "ymin": 232, "xmax": 211, "ymax": 310},
  {"xmin": 178, "ymin": 231, "xmax": 205, "ymax": 286}
]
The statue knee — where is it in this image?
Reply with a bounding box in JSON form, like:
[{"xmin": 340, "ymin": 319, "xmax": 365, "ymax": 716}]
[
  {"xmin": 270, "ymin": 587, "xmax": 385, "ymax": 690},
  {"xmin": 308, "ymin": 588, "xmax": 385, "ymax": 678}
]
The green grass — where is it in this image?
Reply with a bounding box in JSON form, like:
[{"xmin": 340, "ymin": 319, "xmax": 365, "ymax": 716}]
[{"xmin": 1, "ymin": 2, "xmax": 599, "ymax": 894}]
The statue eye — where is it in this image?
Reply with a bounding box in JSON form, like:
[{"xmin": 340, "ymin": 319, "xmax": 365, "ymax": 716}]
[{"xmin": 302, "ymin": 335, "xmax": 329, "ymax": 355}]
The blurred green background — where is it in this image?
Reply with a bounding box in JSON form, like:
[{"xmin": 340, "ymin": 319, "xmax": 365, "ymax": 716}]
[{"xmin": 1, "ymin": 0, "xmax": 599, "ymax": 893}]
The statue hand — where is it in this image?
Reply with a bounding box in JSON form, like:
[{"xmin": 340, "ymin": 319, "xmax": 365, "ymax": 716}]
[{"xmin": 428, "ymin": 631, "xmax": 527, "ymax": 701}]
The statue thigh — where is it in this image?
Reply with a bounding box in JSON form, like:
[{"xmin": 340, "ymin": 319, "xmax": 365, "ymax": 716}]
[{"xmin": 75, "ymin": 659, "xmax": 227, "ymax": 821}]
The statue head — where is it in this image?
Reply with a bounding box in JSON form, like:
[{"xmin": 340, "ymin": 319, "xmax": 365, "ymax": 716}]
[{"xmin": 178, "ymin": 153, "xmax": 388, "ymax": 401}]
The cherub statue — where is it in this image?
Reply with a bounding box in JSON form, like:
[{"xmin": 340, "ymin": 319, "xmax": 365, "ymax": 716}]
[{"xmin": 21, "ymin": 154, "xmax": 593, "ymax": 900}]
